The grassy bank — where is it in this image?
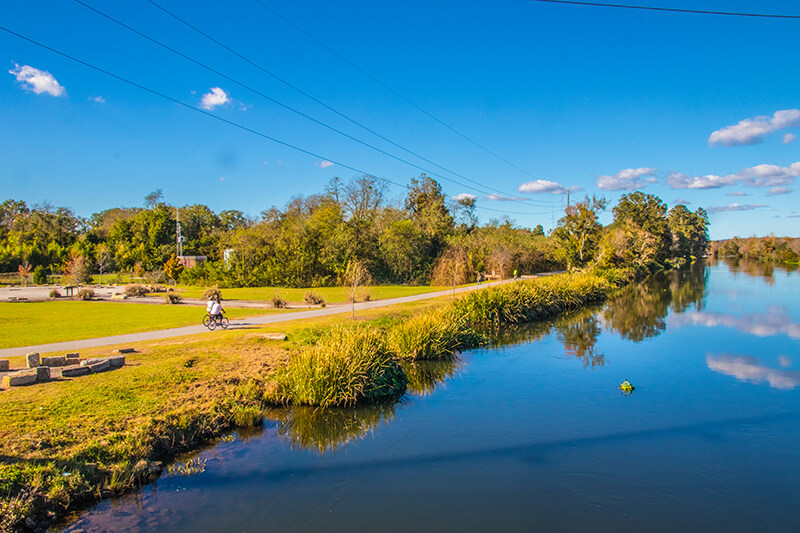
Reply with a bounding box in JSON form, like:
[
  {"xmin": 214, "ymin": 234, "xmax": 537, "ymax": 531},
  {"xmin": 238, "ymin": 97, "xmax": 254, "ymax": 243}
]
[
  {"xmin": 177, "ymin": 284, "xmax": 449, "ymax": 303},
  {"xmin": 0, "ymin": 302, "xmax": 275, "ymax": 349},
  {"xmin": 0, "ymin": 270, "xmax": 625, "ymax": 531}
]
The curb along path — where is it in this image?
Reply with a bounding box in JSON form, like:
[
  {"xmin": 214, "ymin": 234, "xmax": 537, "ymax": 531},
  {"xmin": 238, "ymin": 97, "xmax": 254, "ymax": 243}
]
[{"xmin": 1, "ymin": 276, "xmax": 552, "ymax": 358}]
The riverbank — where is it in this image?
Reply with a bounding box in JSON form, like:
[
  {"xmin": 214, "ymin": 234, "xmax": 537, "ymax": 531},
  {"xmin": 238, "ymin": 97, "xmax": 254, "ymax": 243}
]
[{"xmin": 0, "ymin": 270, "xmax": 625, "ymax": 532}]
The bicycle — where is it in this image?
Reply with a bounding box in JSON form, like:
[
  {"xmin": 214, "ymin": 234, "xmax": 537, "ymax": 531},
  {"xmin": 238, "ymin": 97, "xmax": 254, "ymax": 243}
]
[{"xmin": 203, "ymin": 312, "xmax": 229, "ymax": 330}]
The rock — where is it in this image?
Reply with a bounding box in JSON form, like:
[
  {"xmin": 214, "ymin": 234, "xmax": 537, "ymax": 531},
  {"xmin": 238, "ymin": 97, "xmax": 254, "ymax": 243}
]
[
  {"xmin": 114, "ymin": 348, "xmax": 136, "ymax": 354},
  {"xmin": 26, "ymin": 352, "xmax": 40, "ymax": 368},
  {"xmin": 35, "ymin": 367, "xmax": 50, "ymax": 382},
  {"xmin": 108, "ymin": 355, "xmax": 126, "ymax": 368},
  {"xmin": 58, "ymin": 365, "xmax": 90, "ymax": 378},
  {"xmin": 40, "ymin": 355, "xmax": 66, "ymax": 367},
  {"xmin": 0, "ymin": 359, "xmax": 9, "ymax": 371},
  {"xmin": 252, "ymin": 333, "xmax": 288, "ymax": 341},
  {"xmin": 1, "ymin": 371, "xmax": 37, "ymax": 387},
  {"xmin": 80, "ymin": 358, "xmax": 107, "ymax": 367},
  {"xmin": 87, "ymin": 360, "xmax": 111, "ymax": 373}
]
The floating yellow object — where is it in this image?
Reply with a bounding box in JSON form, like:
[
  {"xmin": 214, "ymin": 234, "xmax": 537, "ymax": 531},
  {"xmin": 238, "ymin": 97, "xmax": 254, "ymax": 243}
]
[{"xmin": 619, "ymin": 379, "xmax": 635, "ymax": 395}]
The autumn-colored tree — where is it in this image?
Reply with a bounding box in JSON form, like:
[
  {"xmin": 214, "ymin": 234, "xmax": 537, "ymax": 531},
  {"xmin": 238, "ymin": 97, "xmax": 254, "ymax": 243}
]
[{"xmin": 163, "ymin": 253, "xmax": 184, "ymax": 284}]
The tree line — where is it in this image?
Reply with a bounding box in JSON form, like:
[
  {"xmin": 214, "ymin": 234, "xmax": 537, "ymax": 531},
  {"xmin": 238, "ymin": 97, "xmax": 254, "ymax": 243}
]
[
  {"xmin": 1, "ymin": 176, "xmax": 709, "ymax": 287},
  {"xmin": 710, "ymin": 236, "xmax": 800, "ymax": 266}
]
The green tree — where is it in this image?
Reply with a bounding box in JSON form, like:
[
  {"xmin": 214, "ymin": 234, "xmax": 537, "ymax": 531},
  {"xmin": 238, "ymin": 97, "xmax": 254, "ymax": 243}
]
[{"xmin": 552, "ymin": 195, "xmax": 607, "ymax": 268}]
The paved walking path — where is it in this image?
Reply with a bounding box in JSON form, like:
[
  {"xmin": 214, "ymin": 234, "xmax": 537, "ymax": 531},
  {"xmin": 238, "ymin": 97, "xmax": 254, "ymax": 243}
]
[{"xmin": 0, "ymin": 277, "xmax": 546, "ymax": 358}]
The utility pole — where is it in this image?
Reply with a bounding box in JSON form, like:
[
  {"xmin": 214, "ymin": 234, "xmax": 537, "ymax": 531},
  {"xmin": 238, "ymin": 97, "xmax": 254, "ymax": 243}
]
[{"xmin": 176, "ymin": 208, "xmax": 184, "ymax": 258}]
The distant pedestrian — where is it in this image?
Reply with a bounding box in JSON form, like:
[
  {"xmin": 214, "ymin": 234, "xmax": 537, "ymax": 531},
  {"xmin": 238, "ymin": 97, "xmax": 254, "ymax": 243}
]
[{"xmin": 513, "ymin": 269, "xmax": 518, "ymax": 280}]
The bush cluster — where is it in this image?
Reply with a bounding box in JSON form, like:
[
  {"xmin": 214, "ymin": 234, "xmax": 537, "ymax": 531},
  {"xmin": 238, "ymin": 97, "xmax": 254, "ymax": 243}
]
[{"xmin": 124, "ymin": 284, "xmax": 149, "ymax": 297}]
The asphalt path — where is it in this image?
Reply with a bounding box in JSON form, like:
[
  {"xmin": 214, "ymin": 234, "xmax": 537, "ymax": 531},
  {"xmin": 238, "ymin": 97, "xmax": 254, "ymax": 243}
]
[{"xmin": 0, "ymin": 277, "xmax": 540, "ymax": 358}]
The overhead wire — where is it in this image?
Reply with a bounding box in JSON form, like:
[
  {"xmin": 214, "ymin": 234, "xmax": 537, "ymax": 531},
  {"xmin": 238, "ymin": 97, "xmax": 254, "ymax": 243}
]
[
  {"xmin": 528, "ymin": 0, "xmax": 800, "ymax": 19},
  {"xmin": 0, "ymin": 24, "xmax": 550, "ymax": 219},
  {"xmin": 142, "ymin": 0, "xmax": 561, "ymax": 207},
  {"xmin": 251, "ymin": 0, "xmax": 550, "ymax": 183}
]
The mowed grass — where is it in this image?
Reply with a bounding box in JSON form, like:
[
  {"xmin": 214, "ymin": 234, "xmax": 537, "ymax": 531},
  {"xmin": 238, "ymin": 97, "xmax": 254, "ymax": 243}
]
[
  {"xmin": 0, "ymin": 301, "xmax": 273, "ymax": 349},
  {"xmin": 177, "ymin": 284, "xmax": 450, "ymax": 302}
]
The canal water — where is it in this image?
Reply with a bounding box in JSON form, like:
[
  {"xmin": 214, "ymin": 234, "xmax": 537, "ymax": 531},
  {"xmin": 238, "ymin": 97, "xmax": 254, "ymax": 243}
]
[{"xmin": 60, "ymin": 260, "xmax": 800, "ymax": 532}]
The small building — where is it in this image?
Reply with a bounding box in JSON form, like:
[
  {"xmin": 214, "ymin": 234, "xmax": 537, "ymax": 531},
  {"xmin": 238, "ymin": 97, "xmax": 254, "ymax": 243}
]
[{"xmin": 178, "ymin": 256, "xmax": 207, "ymax": 268}]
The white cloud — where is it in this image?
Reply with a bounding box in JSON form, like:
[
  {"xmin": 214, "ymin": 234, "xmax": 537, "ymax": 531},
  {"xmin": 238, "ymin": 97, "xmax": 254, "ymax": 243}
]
[
  {"xmin": 673, "ymin": 198, "xmax": 691, "ymax": 205},
  {"xmin": 219, "ymin": 177, "xmax": 227, "ymax": 181},
  {"xmin": 596, "ymin": 167, "xmax": 657, "ymax": 191},
  {"xmin": 319, "ymin": 160, "xmax": 334, "ymax": 168},
  {"xmin": 453, "ymin": 193, "xmax": 477, "ymax": 201},
  {"xmin": 9, "ymin": 63, "xmax": 65, "ymax": 96},
  {"xmin": 785, "ymin": 133, "xmax": 797, "ymax": 144},
  {"xmin": 779, "ymin": 356, "xmax": 792, "ymax": 368},
  {"xmin": 518, "ymin": 179, "xmax": 567, "ymax": 194},
  {"xmin": 709, "ymin": 109, "xmax": 800, "ymax": 147},
  {"xmin": 727, "ymin": 191, "xmax": 748, "ymax": 197},
  {"xmin": 706, "ymin": 354, "xmax": 800, "ymax": 390},
  {"xmin": 200, "ymin": 87, "xmax": 230, "ymax": 110},
  {"xmin": 706, "ymin": 203, "xmax": 768, "ymax": 214},
  {"xmin": 767, "ymin": 186, "xmax": 792, "ymax": 196},
  {"xmin": 667, "ymin": 162, "xmax": 800, "ymax": 190},
  {"xmin": 91, "ymin": 95, "xmax": 105, "ymax": 103},
  {"xmin": 486, "ymin": 193, "xmax": 526, "ymax": 201}
]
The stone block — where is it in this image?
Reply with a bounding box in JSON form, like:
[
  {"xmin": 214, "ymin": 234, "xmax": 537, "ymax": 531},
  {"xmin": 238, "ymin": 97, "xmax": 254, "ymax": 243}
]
[
  {"xmin": 41, "ymin": 355, "xmax": 67, "ymax": 367},
  {"xmin": 87, "ymin": 360, "xmax": 111, "ymax": 373},
  {"xmin": 35, "ymin": 367, "xmax": 51, "ymax": 382},
  {"xmin": 26, "ymin": 352, "xmax": 40, "ymax": 368},
  {"xmin": 0, "ymin": 359, "xmax": 9, "ymax": 371},
  {"xmin": 2, "ymin": 371, "xmax": 37, "ymax": 387},
  {"xmin": 114, "ymin": 348, "xmax": 136, "ymax": 354},
  {"xmin": 108, "ymin": 356, "xmax": 126, "ymax": 368},
  {"xmin": 59, "ymin": 365, "xmax": 90, "ymax": 378}
]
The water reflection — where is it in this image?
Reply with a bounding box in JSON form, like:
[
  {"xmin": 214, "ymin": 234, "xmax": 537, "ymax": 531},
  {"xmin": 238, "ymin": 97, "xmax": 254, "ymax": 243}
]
[
  {"xmin": 402, "ymin": 356, "xmax": 463, "ymax": 396},
  {"xmin": 710, "ymin": 256, "xmax": 799, "ymax": 282},
  {"xmin": 669, "ymin": 307, "xmax": 800, "ymax": 338},
  {"xmin": 269, "ymin": 403, "xmax": 399, "ymax": 454},
  {"xmin": 555, "ymin": 309, "xmax": 604, "ymax": 368},
  {"xmin": 602, "ymin": 265, "xmax": 708, "ymax": 342},
  {"xmin": 706, "ymin": 354, "xmax": 800, "ymax": 390}
]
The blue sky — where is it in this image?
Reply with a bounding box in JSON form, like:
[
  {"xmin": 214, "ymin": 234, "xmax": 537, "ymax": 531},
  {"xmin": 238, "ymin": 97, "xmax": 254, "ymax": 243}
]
[{"xmin": 1, "ymin": 0, "xmax": 798, "ymax": 239}]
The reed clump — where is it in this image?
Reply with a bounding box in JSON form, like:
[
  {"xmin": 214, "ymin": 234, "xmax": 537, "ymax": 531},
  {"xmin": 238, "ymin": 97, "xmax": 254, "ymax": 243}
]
[
  {"xmin": 267, "ymin": 326, "xmax": 407, "ymax": 407},
  {"xmin": 388, "ymin": 308, "xmax": 485, "ymax": 360},
  {"xmin": 453, "ymin": 272, "xmax": 613, "ymax": 327}
]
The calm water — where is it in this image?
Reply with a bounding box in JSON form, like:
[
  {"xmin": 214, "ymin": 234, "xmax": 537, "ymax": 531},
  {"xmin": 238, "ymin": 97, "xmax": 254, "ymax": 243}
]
[{"xmin": 61, "ymin": 260, "xmax": 800, "ymax": 532}]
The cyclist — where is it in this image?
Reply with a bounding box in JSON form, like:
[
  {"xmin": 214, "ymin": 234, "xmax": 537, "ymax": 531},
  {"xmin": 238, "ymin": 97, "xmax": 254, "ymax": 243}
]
[{"xmin": 206, "ymin": 297, "xmax": 223, "ymax": 321}]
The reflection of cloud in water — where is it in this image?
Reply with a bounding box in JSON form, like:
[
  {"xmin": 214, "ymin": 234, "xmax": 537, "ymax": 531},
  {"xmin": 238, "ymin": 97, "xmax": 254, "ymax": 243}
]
[
  {"xmin": 669, "ymin": 307, "xmax": 800, "ymax": 338},
  {"xmin": 706, "ymin": 354, "xmax": 800, "ymax": 390},
  {"xmin": 779, "ymin": 355, "xmax": 792, "ymax": 368}
]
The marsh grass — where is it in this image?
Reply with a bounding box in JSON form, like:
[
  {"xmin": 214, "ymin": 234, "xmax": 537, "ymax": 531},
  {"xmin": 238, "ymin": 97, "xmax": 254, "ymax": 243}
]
[
  {"xmin": 454, "ymin": 273, "xmax": 612, "ymax": 327},
  {"xmin": 388, "ymin": 308, "xmax": 485, "ymax": 360},
  {"xmin": 268, "ymin": 326, "xmax": 407, "ymax": 407}
]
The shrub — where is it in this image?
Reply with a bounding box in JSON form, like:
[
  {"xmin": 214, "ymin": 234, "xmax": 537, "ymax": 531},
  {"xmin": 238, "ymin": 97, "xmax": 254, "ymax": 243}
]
[
  {"xmin": 388, "ymin": 308, "xmax": 485, "ymax": 360},
  {"xmin": 32, "ymin": 265, "xmax": 47, "ymax": 285},
  {"xmin": 77, "ymin": 288, "xmax": 94, "ymax": 301},
  {"xmin": 202, "ymin": 285, "xmax": 222, "ymax": 302},
  {"xmin": 272, "ymin": 295, "xmax": 287, "ymax": 309},
  {"xmin": 143, "ymin": 270, "xmax": 167, "ymax": 284},
  {"xmin": 303, "ymin": 291, "xmax": 324, "ymax": 305},
  {"xmin": 125, "ymin": 284, "xmax": 149, "ymax": 297},
  {"xmin": 163, "ymin": 293, "xmax": 182, "ymax": 305},
  {"xmin": 268, "ymin": 326, "xmax": 407, "ymax": 407},
  {"xmin": 49, "ymin": 289, "xmax": 61, "ymax": 299}
]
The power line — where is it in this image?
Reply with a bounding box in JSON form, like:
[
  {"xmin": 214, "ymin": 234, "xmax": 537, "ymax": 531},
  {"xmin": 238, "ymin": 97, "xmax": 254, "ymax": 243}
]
[
  {"xmin": 251, "ymin": 0, "xmax": 554, "ymax": 185},
  {"xmin": 0, "ymin": 24, "xmax": 548, "ymax": 221},
  {"xmin": 529, "ymin": 0, "xmax": 800, "ymax": 19},
  {"xmin": 143, "ymin": 0, "xmax": 560, "ymax": 207}
]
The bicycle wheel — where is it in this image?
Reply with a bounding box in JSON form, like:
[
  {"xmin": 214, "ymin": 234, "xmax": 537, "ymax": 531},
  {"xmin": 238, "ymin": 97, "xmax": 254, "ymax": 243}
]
[
  {"xmin": 220, "ymin": 316, "xmax": 229, "ymax": 329},
  {"xmin": 203, "ymin": 314, "xmax": 213, "ymax": 329}
]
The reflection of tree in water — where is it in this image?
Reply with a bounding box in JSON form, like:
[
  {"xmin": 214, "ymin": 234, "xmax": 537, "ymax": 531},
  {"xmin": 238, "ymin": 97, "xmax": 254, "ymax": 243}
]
[
  {"xmin": 715, "ymin": 256, "xmax": 800, "ymax": 283},
  {"xmin": 603, "ymin": 264, "xmax": 709, "ymax": 341},
  {"xmin": 668, "ymin": 262, "xmax": 708, "ymax": 313},
  {"xmin": 402, "ymin": 355, "xmax": 462, "ymax": 396},
  {"xmin": 269, "ymin": 402, "xmax": 398, "ymax": 454},
  {"xmin": 554, "ymin": 309, "xmax": 604, "ymax": 368},
  {"xmin": 478, "ymin": 321, "xmax": 554, "ymax": 347}
]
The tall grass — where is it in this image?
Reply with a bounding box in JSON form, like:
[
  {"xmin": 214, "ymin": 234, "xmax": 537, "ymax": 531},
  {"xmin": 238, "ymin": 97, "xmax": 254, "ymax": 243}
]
[
  {"xmin": 388, "ymin": 308, "xmax": 484, "ymax": 360},
  {"xmin": 453, "ymin": 272, "xmax": 612, "ymax": 327},
  {"xmin": 268, "ymin": 326, "xmax": 407, "ymax": 407}
]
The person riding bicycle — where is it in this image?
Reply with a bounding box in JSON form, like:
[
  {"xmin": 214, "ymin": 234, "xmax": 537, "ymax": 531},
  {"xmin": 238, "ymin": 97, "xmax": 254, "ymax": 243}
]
[{"xmin": 206, "ymin": 297, "xmax": 224, "ymax": 320}]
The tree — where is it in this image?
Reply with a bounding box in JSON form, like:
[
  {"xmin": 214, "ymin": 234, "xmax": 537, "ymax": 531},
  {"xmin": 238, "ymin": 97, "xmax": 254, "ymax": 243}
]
[
  {"xmin": 344, "ymin": 259, "xmax": 372, "ymax": 318},
  {"xmin": 163, "ymin": 253, "xmax": 184, "ymax": 284},
  {"xmin": 17, "ymin": 262, "xmax": 32, "ymax": 286},
  {"xmin": 552, "ymin": 195, "xmax": 607, "ymax": 268},
  {"xmin": 63, "ymin": 251, "xmax": 92, "ymax": 285},
  {"xmin": 611, "ymin": 192, "xmax": 670, "ymax": 267},
  {"xmin": 668, "ymin": 205, "xmax": 709, "ymax": 260},
  {"xmin": 144, "ymin": 189, "xmax": 164, "ymax": 209}
]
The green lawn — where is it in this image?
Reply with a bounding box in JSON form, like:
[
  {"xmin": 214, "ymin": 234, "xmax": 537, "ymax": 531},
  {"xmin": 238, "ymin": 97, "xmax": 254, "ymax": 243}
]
[
  {"xmin": 177, "ymin": 284, "xmax": 449, "ymax": 303},
  {"xmin": 0, "ymin": 301, "xmax": 274, "ymax": 349}
]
